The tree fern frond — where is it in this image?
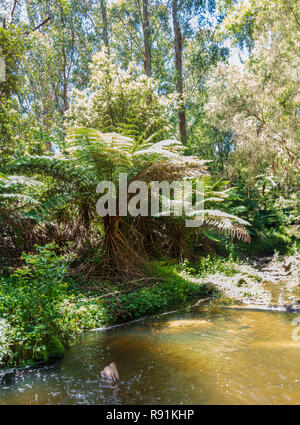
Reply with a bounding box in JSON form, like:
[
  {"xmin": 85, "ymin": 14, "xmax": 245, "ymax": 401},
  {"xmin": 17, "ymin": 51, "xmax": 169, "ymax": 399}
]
[
  {"xmin": 184, "ymin": 209, "xmax": 251, "ymax": 242},
  {"xmin": 0, "ymin": 193, "xmax": 40, "ymax": 205},
  {"xmin": 67, "ymin": 127, "xmax": 135, "ymax": 152},
  {"xmin": 134, "ymin": 139, "xmax": 184, "ymax": 158},
  {"xmin": 202, "ymin": 210, "xmax": 250, "ymax": 226},
  {"xmin": 0, "ymin": 175, "xmax": 44, "ymax": 189},
  {"xmin": 203, "ymin": 197, "xmax": 225, "ymax": 203},
  {"xmin": 7, "ymin": 156, "xmax": 91, "ymax": 188}
]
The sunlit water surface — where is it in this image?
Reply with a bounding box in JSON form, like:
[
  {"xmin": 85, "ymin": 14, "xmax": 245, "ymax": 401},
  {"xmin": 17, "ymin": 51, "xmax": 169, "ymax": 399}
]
[{"xmin": 1, "ymin": 306, "xmax": 300, "ymax": 405}]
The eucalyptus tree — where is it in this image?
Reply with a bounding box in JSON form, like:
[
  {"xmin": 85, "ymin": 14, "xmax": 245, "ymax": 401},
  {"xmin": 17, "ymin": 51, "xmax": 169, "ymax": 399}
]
[
  {"xmin": 170, "ymin": 0, "xmax": 219, "ymax": 144},
  {"xmin": 108, "ymin": 0, "xmax": 229, "ymax": 147},
  {"xmin": 206, "ymin": 0, "xmax": 300, "ymax": 201},
  {"xmin": 0, "ymin": 17, "xmax": 27, "ymax": 165},
  {"xmin": 110, "ymin": 0, "xmax": 154, "ymax": 76},
  {"xmin": 183, "ymin": 24, "xmax": 229, "ymax": 161},
  {"xmin": 109, "ymin": 0, "xmax": 171, "ymax": 82},
  {"xmin": 14, "ymin": 0, "xmax": 99, "ymax": 151}
]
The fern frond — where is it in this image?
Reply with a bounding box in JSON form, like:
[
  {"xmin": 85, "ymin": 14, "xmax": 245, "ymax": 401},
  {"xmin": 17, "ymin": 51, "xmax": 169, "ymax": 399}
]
[
  {"xmin": 0, "ymin": 175, "xmax": 44, "ymax": 189},
  {"xmin": 185, "ymin": 209, "xmax": 251, "ymax": 242},
  {"xmin": 0, "ymin": 193, "xmax": 40, "ymax": 205}
]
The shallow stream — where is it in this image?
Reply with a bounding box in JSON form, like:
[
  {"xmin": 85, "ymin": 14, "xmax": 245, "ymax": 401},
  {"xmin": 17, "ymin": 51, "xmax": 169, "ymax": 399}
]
[{"xmin": 1, "ymin": 301, "xmax": 300, "ymax": 404}]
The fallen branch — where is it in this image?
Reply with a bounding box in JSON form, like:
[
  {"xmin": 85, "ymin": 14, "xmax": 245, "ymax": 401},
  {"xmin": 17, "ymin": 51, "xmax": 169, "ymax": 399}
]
[{"xmin": 98, "ymin": 290, "xmax": 120, "ymax": 299}]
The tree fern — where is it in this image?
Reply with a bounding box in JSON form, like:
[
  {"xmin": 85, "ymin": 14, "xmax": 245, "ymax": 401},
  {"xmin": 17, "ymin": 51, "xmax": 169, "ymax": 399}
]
[{"xmin": 3, "ymin": 127, "xmax": 250, "ymax": 274}]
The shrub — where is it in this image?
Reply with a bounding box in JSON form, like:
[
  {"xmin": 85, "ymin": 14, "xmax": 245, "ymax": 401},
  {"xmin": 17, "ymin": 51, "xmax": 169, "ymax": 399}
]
[
  {"xmin": 0, "ymin": 243, "xmax": 71, "ymax": 366},
  {"xmin": 104, "ymin": 263, "xmax": 211, "ymax": 320},
  {"xmin": 178, "ymin": 255, "xmax": 239, "ymax": 277},
  {"xmin": 0, "ymin": 251, "xmax": 212, "ymax": 367}
]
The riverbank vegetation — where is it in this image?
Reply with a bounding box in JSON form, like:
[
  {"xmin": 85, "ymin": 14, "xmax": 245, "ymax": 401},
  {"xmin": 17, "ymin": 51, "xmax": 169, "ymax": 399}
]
[
  {"xmin": 0, "ymin": 0, "xmax": 299, "ymax": 367},
  {"xmin": 0, "ymin": 243, "xmax": 213, "ymax": 366}
]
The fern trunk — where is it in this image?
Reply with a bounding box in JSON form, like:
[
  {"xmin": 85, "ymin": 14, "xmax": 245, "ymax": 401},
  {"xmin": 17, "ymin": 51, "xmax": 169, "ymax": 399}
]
[{"xmin": 101, "ymin": 215, "xmax": 145, "ymax": 277}]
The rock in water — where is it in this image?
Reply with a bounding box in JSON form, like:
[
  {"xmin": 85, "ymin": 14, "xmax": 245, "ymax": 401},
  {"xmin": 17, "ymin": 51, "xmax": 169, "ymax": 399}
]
[{"xmin": 101, "ymin": 362, "xmax": 119, "ymax": 382}]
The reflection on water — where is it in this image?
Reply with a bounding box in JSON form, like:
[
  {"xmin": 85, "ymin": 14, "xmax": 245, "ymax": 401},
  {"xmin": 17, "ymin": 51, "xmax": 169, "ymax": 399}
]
[{"xmin": 1, "ymin": 306, "xmax": 300, "ymax": 405}]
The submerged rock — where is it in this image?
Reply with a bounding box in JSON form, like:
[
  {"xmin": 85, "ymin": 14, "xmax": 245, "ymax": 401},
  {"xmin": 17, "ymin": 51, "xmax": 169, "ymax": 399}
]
[
  {"xmin": 101, "ymin": 362, "xmax": 119, "ymax": 382},
  {"xmin": 150, "ymin": 318, "xmax": 214, "ymax": 335},
  {"xmin": 163, "ymin": 319, "xmax": 214, "ymax": 329}
]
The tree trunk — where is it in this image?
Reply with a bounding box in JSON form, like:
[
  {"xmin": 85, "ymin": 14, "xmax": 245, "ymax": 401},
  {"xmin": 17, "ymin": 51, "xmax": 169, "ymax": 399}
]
[
  {"xmin": 100, "ymin": 0, "xmax": 110, "ymax": 54},
  {"xmin": 101, "ymin": 215, "xmax": 144, "ymax": 276},
  {"xmin": 172, "ymin": 0, "xmax": 187, "ymax": 144},
  {"xmin": 62, "ymin": 47, "xmax": 68, "ymax": 113},
  {"xmin": 141, "ymin": 0, "xmax": 152, "ymax": 77}
]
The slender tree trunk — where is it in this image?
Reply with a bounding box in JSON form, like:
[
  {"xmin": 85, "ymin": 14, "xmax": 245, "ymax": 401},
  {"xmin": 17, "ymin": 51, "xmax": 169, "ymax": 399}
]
[
  {"xmin": 141, "ymin": 0, "xmax": 151, "ymax": 77},
  {"xmin": 100, "ymin": 0, "xmax": 110, "ymax": 54},
  {"xmin": 172, "ymin": 0, "xmax": 187, "ymax": 144},
  {"xmin": 9, "ymin": 0, "xmax": 18, "ymax": 25},
  {"xmin": 62, "ymin": 47, "xmax": 68, "ymax": 113}
]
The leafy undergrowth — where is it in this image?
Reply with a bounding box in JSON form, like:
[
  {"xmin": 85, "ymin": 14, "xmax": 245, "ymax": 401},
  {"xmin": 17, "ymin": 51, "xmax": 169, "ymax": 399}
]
[
  {"xmin": 0, "ymin": 245, "xmax": 211, "ymax": 368},
  {"xmin": 102, "ymin": 262, "xmax": 212, "ymax": 321},
  {"xmin": 177, "ymin": 255, "xmax": 240, "ymax": 278},
  {"xmin": 220, "ymin": 226, "xmax": 300, "ymax": 258}
]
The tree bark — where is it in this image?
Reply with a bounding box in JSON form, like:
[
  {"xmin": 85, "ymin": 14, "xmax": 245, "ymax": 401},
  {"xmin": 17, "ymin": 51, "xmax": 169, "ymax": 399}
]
[
  {"xmin": 21, "ymin": 16, "xmax": 52, "ymax": 36},
  {"xmin": 100, "ymin": 0, "xmax": 110, "ymax": 54},
  {"xmin": 172, "ymin": 0, "xmax": 187, "ymax": 144},
  {"xmin": 141, "ymin": 0, "xmax": 152, "ymax": 77},
  {"xmin": 9, "ymin": 0, "xmax": 18, "ymax": 25}
]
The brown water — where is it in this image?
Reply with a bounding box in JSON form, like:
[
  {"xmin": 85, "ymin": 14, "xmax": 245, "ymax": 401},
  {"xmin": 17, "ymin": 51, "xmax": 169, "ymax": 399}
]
[{"xmin": 1, "ymin": 304, "xmax": 300, "ymax": 405}]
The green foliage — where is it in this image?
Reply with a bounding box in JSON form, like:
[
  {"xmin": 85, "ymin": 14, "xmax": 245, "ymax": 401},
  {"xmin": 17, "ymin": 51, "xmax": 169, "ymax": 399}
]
[
  {"xmin": 0, "ymin": 27, "xmax": 25, "ymax": 99},
  {"xmin": 67, "ymin": 48, "xmax": 172, "ymax": 143},
  {"xmin": 104, "ymin": 263, "xmax": 211, "ymax": 320},
  {"xmin": 0, "ymin": 243, "xmax": 113, "ymax": 366},
  {"xmin": 0, "ymin": 0, "xmax": 298, "ymax": 371},
  {"xmin": 215, "ymin": 180, "xmax": 299, "ymax": 256},
  {"xmin": 180, "ymin": 255, "xmax": 239, "ymax": 277},
  {"xmin": 200, "ymin": 178, "xmax": 251, "ymax": 243},
  {"xmin": 0, "ymin": 247, "xmax": 211, "ymax": 367},
  {"xmin": 0, "ymin": 27, "xmax": 26, "ymax": 164},
  {"xmin": 187, "ymin": 124, "xmax": 234, "ymax": 175},
  {"xmin": 5, "ymin": 127, "xmax": 215, "ymax": 273},
  {"xmin": 0, "ymin": 243, "xmax": 71, "ymax": 366},
  {"xmin": 207, "ymin": 0, "xmax": 300, "ymax": 199},
  {"xmin": 244, "ymin": 227, "xmax": 299, "ymax": 256}
]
